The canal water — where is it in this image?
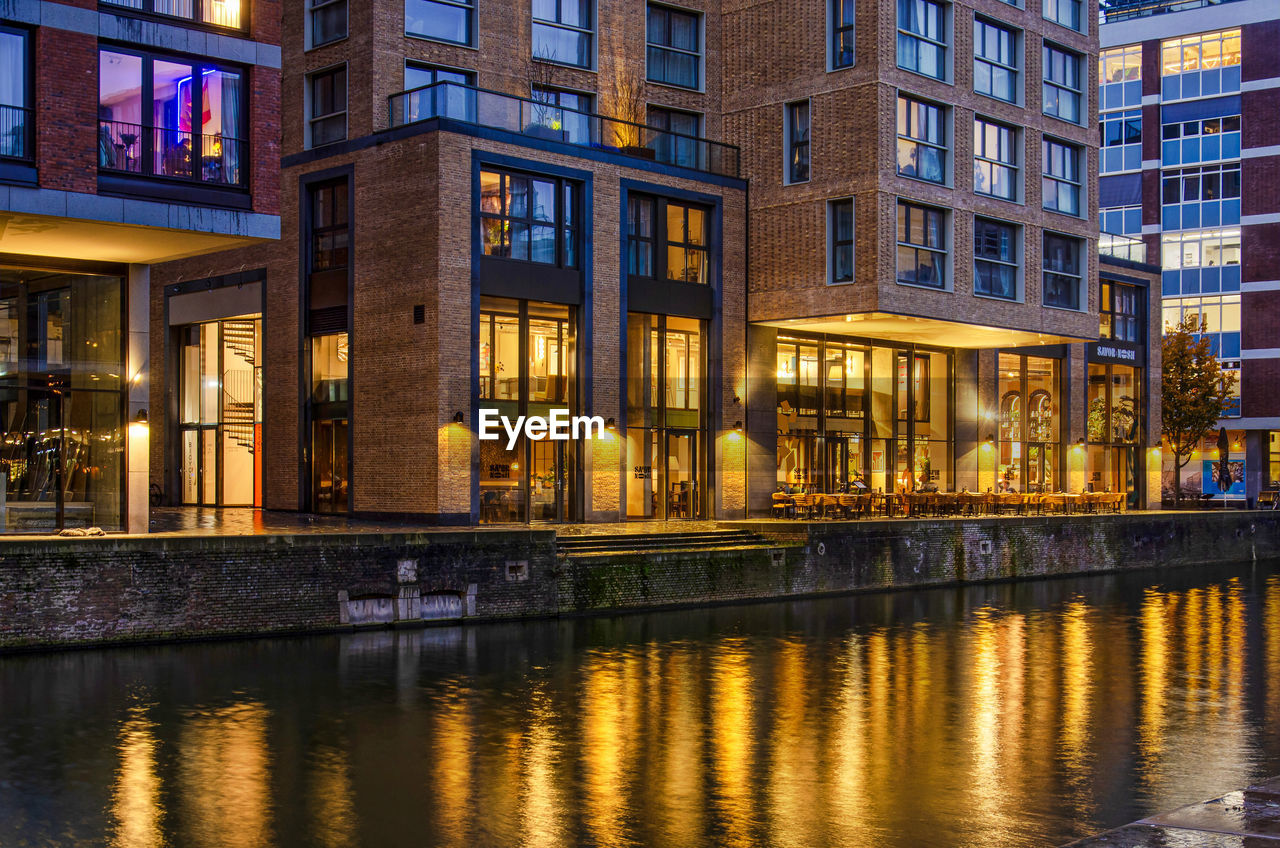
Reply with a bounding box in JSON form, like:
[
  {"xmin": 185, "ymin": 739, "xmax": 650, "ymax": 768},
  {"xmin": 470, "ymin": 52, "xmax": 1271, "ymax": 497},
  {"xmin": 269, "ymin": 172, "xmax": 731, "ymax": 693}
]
[{"xmin": 3, "ymin": 562, "xmax": 1280, "ymax": 848}]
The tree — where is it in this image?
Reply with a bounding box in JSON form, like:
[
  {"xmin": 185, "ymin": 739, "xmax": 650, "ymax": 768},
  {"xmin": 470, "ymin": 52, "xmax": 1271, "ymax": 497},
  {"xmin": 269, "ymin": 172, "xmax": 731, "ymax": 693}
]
[{"xmin": 1162, "ymin": 315, "xmax": 1237, "ymax": 505}]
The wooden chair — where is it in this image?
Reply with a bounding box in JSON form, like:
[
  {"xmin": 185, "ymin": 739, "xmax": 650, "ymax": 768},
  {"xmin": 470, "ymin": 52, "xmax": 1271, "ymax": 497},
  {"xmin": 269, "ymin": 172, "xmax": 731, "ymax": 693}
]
[
  {"xmin": 792, "ymin": 493, "xmax": 815, "ymax": 520},
  {"xmin": 772, "ymin": 491, "xmax": 793, "ymax": 519}
]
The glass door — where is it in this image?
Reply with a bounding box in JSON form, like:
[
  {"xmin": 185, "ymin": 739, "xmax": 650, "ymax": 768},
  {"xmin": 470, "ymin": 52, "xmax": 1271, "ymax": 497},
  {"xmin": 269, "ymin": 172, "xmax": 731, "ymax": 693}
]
[
  {"xmin": 530, "ymin": 438, "xmax": 569, "ymax": 522},
  {"xmin": 665, "ymin": 431, "xmax": 698, "ymax": 519},
  {"xmin": 311, "ymin": 418, "xmax": 348, "ymax": 514}
]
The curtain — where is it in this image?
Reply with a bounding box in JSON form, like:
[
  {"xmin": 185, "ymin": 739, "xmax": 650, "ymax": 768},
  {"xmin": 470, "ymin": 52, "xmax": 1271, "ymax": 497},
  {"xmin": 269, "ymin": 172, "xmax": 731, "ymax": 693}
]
[{"xmin": 221, "ymin": 71, "xmax": 242, "ymax": 184}]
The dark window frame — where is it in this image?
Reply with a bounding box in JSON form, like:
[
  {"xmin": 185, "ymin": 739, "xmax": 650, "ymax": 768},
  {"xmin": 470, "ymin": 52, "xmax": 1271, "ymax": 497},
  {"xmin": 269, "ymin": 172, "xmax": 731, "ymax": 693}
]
[
  {"xmin": 896, "ymin": 93, "xmax": 947, "ymax": 184},
  {"xmin": 896, "ymin": 0, "xmax": 948, "ymax": 80},
  {"xmin": 1099, "ymin": 279, "xmax": 1142, "ymax": 342},
  {"xmin": 0, "ymin": 24, "xmax": 32, "ymax": 163},
  {"xmin": 974, "ymin": 115, "xmax": 1018, "ymax": 201},
  {"xmin": 1043, "ymin": 42, "xmax": 1083, "ymax": 124},
  {"xmin": 785, "ymin": 99, "xmax": 811, "ymax": 184},
  {"xmin": 974, "ymin": 216, "xmax": 1019, "ymax": 300},
  {"xmin": 1043, "ymin": 231, "xmax": 1082, "ymax": 310},
  {"xmin": 532, "ymin": 0, "xmax": 595, "ymax": 69},
  {"xmin": 974, "ymin": 17, "xmax": 1018, "ymax": 103},
  {"xmin": 831, "ymin": 0, "xmax": 855, "ymax": 69},
  {"xmin": 308, "ymin": 0, "xmax": 348, "ymax": 48},
  {"xmin": 1042, "ymin": 136, "xmax": 1082, "ymax": 216},
  {"xmin": 308, "ymin": 64, "xmax": 347, "ymax": 148},
  {"xmin": 829, "ymin": 198, "xmax": 855, "ymax": 284},
  {"xmin": 896, "ymin": 200, "xmax": 948, "ymax": 289},
  {"xmin": 480, "ymin": 167, "xmax": 581, "ymax": 269},
  {"xmin": 100, "ymin": 0, "xmax": 248, "ymax": 33},
  {"xmin": 646, "ymin": 4, "xmax": 703, "ymax": 90},
  {"xmin": 308, "ymin": 178, "xmax": 349, "ymax": 274},
  {"xmin": 405, "ymin": 0, "xmax": 475, "ymax": 46},
  {"xmin": 626, "ymin": 192, "xmax": 710, "ymax": 285}
]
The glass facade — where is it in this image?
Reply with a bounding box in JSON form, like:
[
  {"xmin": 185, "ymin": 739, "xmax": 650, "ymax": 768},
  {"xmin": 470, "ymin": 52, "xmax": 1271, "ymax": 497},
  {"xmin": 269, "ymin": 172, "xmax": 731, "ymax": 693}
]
[
  {"xmin": 1086, "ymin": 362, "xmax": 1141, "ymax": 504},
  {"xmin": 997, "ymin": 353, "xmax": 1060, "ymax": 493}
]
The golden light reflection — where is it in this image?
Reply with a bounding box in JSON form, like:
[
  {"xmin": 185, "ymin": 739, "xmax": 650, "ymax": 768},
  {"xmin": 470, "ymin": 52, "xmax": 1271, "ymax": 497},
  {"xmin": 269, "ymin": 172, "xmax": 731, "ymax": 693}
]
[
  {"xmin": 308, "ymin": 745, "xmax": 356, "ymax": 848},
  {"xmin": 829, "ymin": 633, "xmax": 871, "ymax": 846},
  {"xmin": 520, "ymin": 683, "xmax": 566, "ymax": 848},
  {"xmin": 110, "ymin": 706, "xmax": 163, "ymax": 848},
  {"xmin": 710, "ymin": 638, "xmax": 755, "ymax": 848},
  {"xmin": 582, "ymin": 650, "xmax": 639, "ymax": 847},
  {"xmin": 766, "ymin": 638, "xmax": 818, "ymax": 848},
  {"xmin": 657, "ymin": 647, "xmax": 704, "ymax": 848},
  {"xmin": 177, "ymin": 701, "xmax": 271, "ymax": 848},
  {"xmin": 1267, "ymin": 577, "xmax": 1280, "ymax": 734},
  {"xmin": 433, "ymin": 692, "xmax": 474, "ymax": 848},
  {"xmin": 1058, "ymin": 601, "xmax": 1093, "ymax": 785},
  {"xmin": 1137, "ymin": 587, "xmax": 1169, "ymax": 788}
]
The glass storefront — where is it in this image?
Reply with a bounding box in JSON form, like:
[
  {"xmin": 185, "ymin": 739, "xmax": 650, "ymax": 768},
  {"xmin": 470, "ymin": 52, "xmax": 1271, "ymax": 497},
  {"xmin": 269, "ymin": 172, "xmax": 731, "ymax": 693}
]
[
  {"xmin": 1086, "ymin": 362, "xmax": 1142, "ymax": 505},
  {"xmin": 478, "ymin": 297, "xmax": 576, "ymax": 523},
  {"xmin": 997, "ymin": 353, "xmax": 1060, "ymax": 493},
  {"xmin": 0, "ymin": 267, "xmax": 124, "ymax": 530},
  {"xmin": 775, "ymin": 335, "xmax": 951, "ymax": 494},
  {"xmin": 310, "ymin": 332, "xmax": 348, "ymax": 514},
  {"xmin": 626, "ymin": 313, "xmax": 705, "ymax": 519},
  {"xmin": 177, "ymin": 316, "xmax": 261, "ymax": 506}
]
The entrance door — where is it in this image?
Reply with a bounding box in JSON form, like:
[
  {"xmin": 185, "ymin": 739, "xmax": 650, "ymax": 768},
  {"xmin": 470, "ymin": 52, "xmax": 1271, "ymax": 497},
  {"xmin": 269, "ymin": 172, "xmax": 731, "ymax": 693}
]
[
  {"xmin": 312, "ymin": 419, "xmax": 348, "ymax": 514},
  {"xmin": 665, "ymin": 430, "xmax": 698, "ymax": 519},
  {"xmin": 529, "ymin": 438, "xmax": 569, "ymax": 522}
]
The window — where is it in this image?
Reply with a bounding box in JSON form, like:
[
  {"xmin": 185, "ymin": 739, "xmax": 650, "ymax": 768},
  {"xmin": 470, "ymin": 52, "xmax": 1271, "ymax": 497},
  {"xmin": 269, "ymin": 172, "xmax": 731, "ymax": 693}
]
[
  {"xmin": 481, "ymin": 169, "xmax": 579, "ymax": 267},
  {"xmin": 627, "ymin": 195, "xmax": 709, "ymax": 284},
  {"xmin": 98, "ymin": 48, "xmax": 245, "ymax": 185},
  {"xmin": 648, "ymin": 105, "xmax": 702, "ymax": 169},
  {"xmin": 533, "ymin": 0, "xmax": 594, "ymax": 68},
  {"xmin": 831, "ymin": 0, "xmax": 855, "ymax": 69},
  {"xmin": 1043, "ymin": 44, "xmax": 1082, "ymax": 123},
  {"xmin": 829, "ymin": 199, "xmax": 854, "ymax": 283},
  {"xmin": 1161, "ymin": 228, "xmax": 1241, "ymax": 269},
  {"xmin": 647, "ymin": 4, "xmax": 701, "ymax": 89},
  {"xmin": 1100, "ymin": 205, "xmax": 1141, "ymax": 236},
  {"xmin": 400, "ymin": 64, "xmax": 474, "ymax": 122},
  {"xmin": 309, "ymin": 0, "xmax": 347, "ymax": 47},
  {"xmin": 897, "ymin": 0, "xmax": 946, "ymax": 80},
  {"xmin": 974, "ymin": 19, "xmax": 1017, "ymax": 102},
  {"xmin": 974, "ymin": 218, "xmax": 1018, "ymax": 300},
  {"xmin": 896, "ymin": 201, "xmax": 947, "ymax": 289},
  {"xmin": 1043, "ymin": 232, "xmax": 1081, "ymax": 309},
  {"xmin": 101, "ymin": 0, "xmax": 242, "ymax": 29},
  {"xmin": 1042, "ymin": 138, "xmax": 1081, "ymax": 216},
  {"xmin": 1042, "ymin": 0, "xmax": 1081, "ymax": 31},
  {"xmin": 1161, "ymin": 30, "xmax": 1240, "ymax": 76},
  {"xmin": 785, "ymin": 100, "xmax": 810, "ymax": 183},
  {"xmin": 1100, "ymin": 45, "xmax": 1140, "ymax": 83},
  {"xmin": 1100, "ymin": 109, "xmax": 1141, "ymax": 173},
  {"xmin": 532, "ymin": 86, "xmax": 594, "ymax": 144},
  {"xmin": 1161, "ymin": 294, "xmax": 1240, "ymax": 359},
  {"xmin": 307, "ymin": 65, "xmax": 346, "ymax": 147},
  {"xmin": 0, "ymin": 27, "xmax": 29, "ymax": 160},
  {"xmin": 1161, "ymin": 116, "xmax": 1241, "ymax": 166},
  {"xmin": 974, "ymin": 117, "xmax": 1017, "ymax": 200},
  {"xmin": 406, "ymin": 0, "xmax": 474, "ymax": 45},
  {"xmin": 1099, "ymin": 280, "xmax": 1141, "ymax": 342},
  {"xmin": 1161, "ymin": 163, "xmax": 1240, "ymax": 204},
  {"xmin": 896, "ymin": 95, "xmax": 945, "ymax": 183},
  {"xmin": 309, "ymin": 179, "xmax": 349, "ymax": 272}
]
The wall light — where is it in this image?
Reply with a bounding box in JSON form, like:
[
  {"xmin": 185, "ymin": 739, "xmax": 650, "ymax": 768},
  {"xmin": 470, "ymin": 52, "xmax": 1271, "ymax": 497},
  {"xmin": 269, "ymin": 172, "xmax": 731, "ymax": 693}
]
[
  {"xmin": 452, "ymin": 411, "xmax": 464, "ymax": 425},
  {"xmin": 605, "ymin": 417, "xmax": 616, "ymax": 429},
  {"xmin": 734, "ymin": 420, "xmax": 743, "ymax": 432}
]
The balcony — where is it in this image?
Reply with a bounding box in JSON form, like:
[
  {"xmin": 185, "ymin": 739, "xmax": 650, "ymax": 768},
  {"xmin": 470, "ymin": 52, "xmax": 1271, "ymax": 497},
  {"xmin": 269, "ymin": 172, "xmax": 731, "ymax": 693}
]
[
  {"xmin": 0, "ymin": 104, "xmax": 31, "ymax": 161},
  {"xmin": 98, "ymin": 120, "xmax": 245, "ymax": 187},
  {"xmin": 1100, "ymin": 0, "xmax": 1244, "ymax": 23},
  {"xmin": 1099, "ymin": 233, "xmax": 1147, "ymax": 263},
  {"xmin": 388, "ymin": 82, "xmax": 741, "ymax": 179}
]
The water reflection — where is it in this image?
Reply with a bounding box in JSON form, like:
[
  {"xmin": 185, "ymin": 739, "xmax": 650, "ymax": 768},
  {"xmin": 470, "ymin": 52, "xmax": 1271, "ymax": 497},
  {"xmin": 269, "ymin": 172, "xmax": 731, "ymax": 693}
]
[{"xmin": 2, "ymin": 563, "xmax": 1280, "ymax": 848}]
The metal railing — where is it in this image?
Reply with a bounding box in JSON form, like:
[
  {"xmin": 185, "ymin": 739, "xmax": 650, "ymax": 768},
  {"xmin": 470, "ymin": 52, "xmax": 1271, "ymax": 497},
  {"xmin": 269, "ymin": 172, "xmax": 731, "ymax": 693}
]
[
  {"xmin": 1099, "ymin": 233, "xmax": 1148, "ymax": 263},
  {"xmin": 97, "ymin": 120, "xmax": 245, "ymax": 186},
  {"xmin": 0, "ymin": 104, "xmax": 31, "ymax": 161},
  {"xmin": 1100, "ymin": 0, "xmax": 1242, "ymax": 22},
  {"xmin": 388, "ymin": 82, "xmax": 741, "ymax": 178}
]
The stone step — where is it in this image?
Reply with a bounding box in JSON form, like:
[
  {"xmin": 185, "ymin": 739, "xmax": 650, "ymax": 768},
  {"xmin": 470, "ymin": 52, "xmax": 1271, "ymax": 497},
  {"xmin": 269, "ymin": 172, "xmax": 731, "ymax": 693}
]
[{"xmin": 557, "ymin": 531, "xmax": 770, "ymax": 555}]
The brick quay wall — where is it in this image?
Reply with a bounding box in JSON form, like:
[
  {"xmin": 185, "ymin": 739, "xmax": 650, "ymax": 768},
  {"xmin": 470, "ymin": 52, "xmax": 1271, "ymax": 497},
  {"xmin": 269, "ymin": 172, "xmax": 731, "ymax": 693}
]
[{"xmin": 1, "ymin": 512, "xmax": 1278, "ymax": 651}]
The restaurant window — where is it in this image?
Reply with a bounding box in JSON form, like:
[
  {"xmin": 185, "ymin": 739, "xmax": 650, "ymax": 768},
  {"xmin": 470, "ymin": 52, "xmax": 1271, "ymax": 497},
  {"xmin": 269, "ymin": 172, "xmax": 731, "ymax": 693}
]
[
  {"xmin": 98, "ymin": 49, "xmax": 245, "ymax": 185},
  {"xmin": 974, "ymin": 117, "xmax": 1017, "ymax": 200},
  {"xmin": 1042, "ymin": 137, "xmax": 1081, "ymax": 216},
  {"xmin": 626, "ymin": 194, "xmax": 709, "ymax": 284},
  {"xmin": 309, "ymin": 0, "xmax": 347, "ymax": 47},
  {"xmin": 0, "ymin": 26, "xmax": 29, "ymax": 161},
  {"xmin": 896, "ymin": 94, "xmax": 946, "ymax": 184},
  {"xmin": 829, "ymin": 198, "xmax": 854, "ymax": 284},
  {"xmin": 1086, "ymin": 362, "xmax": 1141, "ymax": 504},
  {"xmin": 896, "ymin": 200, "xmax": 947, "ymax": 289},
  {"xmin": 480, "ymin": 168, "xmax": 579, "ymax": 268},
  {"xmin": 897, "ymin": 0, "xmax": 947, "ymax": 80},
  {"xmin": 785, "ymin": 100, "xmax": 811, "ymax": 184},
  {"xmin": 647, "ymin": 4, "xmax": 701, "ymax": 89},
  {"xmin": 307, "ymin": 65, "xmax": 347, "ymax": 148},
  {"xmin": 101, "ymin": 0, "xmax": 243, "ymax": 29},
  {"xmin": 1043, "ymin": 232, "xmax": 1082, "ymax": 310},
  {"xmin": 831, "ymin": 0, "xmax": 855, "ymax": 69},
  {"xmin": 1099, "ymin": 280, "xmax": 1141, "ymax": 342},
  {"xmin": 626, "ymin": 313, "xmax": 705, "ymax": 519},
  {"xmin": 1043, "ymin": 44, "xmax": 1082, "ymax": 124},
  {"xmin": 1042, "ymin": 0, "xmax": 1081, "ymax": 32},
  {"xmin": 974, "ymin": 18, "xmax": 1017, "ymax": 103},
  {"xmin": 998, "ymin": 353, "xmax": 1060, "ymax": 494},
  {"xmin": 648, "ymin": 106, "xmax": 702, "ymax": 169},
  {"xmin": 974, "ymin": 217, "xmax": 1018, "ymax": 301},
  {"xmin": 406, "ymin": 0, "xmax": 475, "ymax": 45},
  {"xmin": 533, "ymin": 0, "xmax": 594, "ymax": 68}
]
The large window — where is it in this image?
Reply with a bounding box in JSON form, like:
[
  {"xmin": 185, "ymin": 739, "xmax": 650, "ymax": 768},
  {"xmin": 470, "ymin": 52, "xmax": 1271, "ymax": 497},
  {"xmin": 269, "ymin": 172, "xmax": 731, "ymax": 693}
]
[
  {"xmin": 1100, "ymin": 279, "xmax": 1141, "ymax": 342},
  {"xmin": 974, "ymin": 117, "xmax": 1017, "ymax": 200},
  {"xmin": 785, "ymin": 100, "xmax": 810, "ymax": 184},
  {"xmin": 480, "ymin": 169, "xmax": 579, "ymax": 268},
  {"xmin": 1161, "ymin": 228, "xmax": 1240, "ymax": 270},
  {"xmin": 0, "ymin": 27, "xmax": 28, "ymax": 161},
  {"xmin": 406, "ymin": 0, "xmax": 474, "ymax": 45},
  {"xmin": 974, "ymin": 18, "xmax": 1017, "ymax": 103},
  {"xmin": 1086, "ymin": 362, "xmax": 1141, "ymax": 503},
  {"xmin": 102, "ymin": 0, "xmax": 242, "ymax": 29},
  {"xmin": 533, "ymin": 0, "xmax": 594, "ymax": 68},
  {"xmin": 403, "ymin": 63, "xmax": 475, "ymax": 122},
  {"xmin": 98, "ymin": 48, "xmax": 245, "ymax": 185},
  {"xmin": 896, "ymin": 95, "xmax": 946, "ymax": 184},
  {"xmin": 1162, "ymin": 163, "xmax": 1240, "ymax": 204},
  {"xmin": 1161, "ymin": 116, "xmax": 1241, "ymax": 166},
  {"xmin": 309, "ymin": 179, "xmax": 349, "ymax": 273},
  {"xmin": 974, "ymin": 217, "xmax": 1018, "ymax": 300},
  {"xmin": 831, "ymin": 0, "xmax": 855, "ymax": 69},
  {"xmin": 1043, "ymin": 232, "xmax": 1082, "ymax": 310},
  {"xmin": 1162, "ymin": 30, "xmax": 1240, "ymax": 76},
  {"xmin": 897, "ymin": 201, "xmax": 947, "ymax": 289},
  {"xmin": 998, "ymin": 353, "xmax": 1060, "ymax": 494},
  {"xmin": 1161, "ymin": 294, "xmax": 1240, "ymax": 359},
  {"xmin": 829, "ymin": 199, "xmax": 854, "ymax": 284},
  {"xmin": 647, "ymin": 4, "xmax": 701, "ymax": 89},
  {"xmin": 307, "ymin": 65, "xmax": 346, "ymax": 147},
  {"xmin": 1043, "ymin": 44, "xmax": 1082, "ymax": 123},
  {"xmin": 1042, "ymin": 0, "xmax": 1081, "ymax": 31},
  {"xmin": 897, "ymin": 0, "xmax": 946, "ymax": 79},
  {"xmin": 648, "ymin": 106, "xmax": 702, "ymax": 169},
  {"xmin": 1042, "ymin": 137, "xmax": 1081, "ymax": 216},
  {"xmin": 309, "ymin": 0, "xmax": 347, "ymax": 47},
  {"xmin": 627, "ymin": 195, "xmax": 709, "ymax": 284},
  {"xmin": 1100, "ymin": 109, "xmax": 1141, "ymax": 173},
  {"xmin": 1099, "ymin": 45, "xmax": 1141, "ymax": 111}
]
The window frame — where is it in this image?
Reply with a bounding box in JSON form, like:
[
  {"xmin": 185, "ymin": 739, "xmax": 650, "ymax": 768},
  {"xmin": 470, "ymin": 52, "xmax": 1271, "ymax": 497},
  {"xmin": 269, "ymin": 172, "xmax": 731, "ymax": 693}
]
[
  {"xmin": 480, "ymin": 167, "xmax": 581, "ymax": 269},
  {"xmin": 828, "ymin": 197, "xmax": 855, "ymax": 285},
  {"xmin": 829, "ymin": 0, "xmax": 856, "ymax": 70},
  {"xmin": 307, "ymin": 0, "xmax": 348, "ymax": 49},
  {"xmin": 896, "ymin": 92, "xmax": 948, "ymax": 185},
  {"xmin": 896, "ymin": 0, "xmax": 949, "ymax": 81},
  {"xmin": 532, "ymin": 0, "xmax": 596, "ymax": 70},
  {"xmin": 973, "ymin": 216, "xmax": 1020, "ymax": 301},
  {"xmin": 307, "ymin": 177, "xmax": 350, "ymax": 275},
  {"xmin": 1042, "ymin": 136, "xmax": 1082, "ymax": 217},
  {"xmin": 626, "ymin": 192, "xmax": 711, "ymax": 285},
  {"xmin": 1042, "ymin": 0, "xmax": 1082, "ymax": 33},
  {"xmin": 646, "ymin": 3, "xmax": 703, "ymax": 91},
  {"xmin": 896, "ymin": 199, "xmax": 949, "ymax": 291},
  {"xmin": 405, "ymin": 0, "xmax": 476, "ymax": 47},
  {"xmin": 973, "ymin": 116, "xmax": 1019, "ymax": 202},
  {"xmin": 973, "ymin": 17, "xmax": 1019, "ymax": 104},
  {"xmin": 1043, "ymin": 42, "xmax": 1083, "ymax": 125},
  {"xmin": 307, "ymin": 63, "xmax": 348, "ymax": 149},
  {"xmin": 1042, "ymin": 231, "xmax": 1083, "ymax": 311},
  {"xmin": 784, "ymin": 99, "xmax": 811, "ymax": 185},
  {"xmin": 1099, "ymin": 279, "xmax": 1142, "ymax": 343},
  {"xmin": 1161, "ymin": 29, "xmax": 1241, "ymax": 77},
  {"xmin": 100, "ymin": 0, "xmax": 247, "ymax": 32},
  {"xmin": 1161, "ymin": 163, "xmax": 1241, "ymax": 204},
  {"xmin": 0, "ymin": 25, "xmax": 32, "ymax": 163}
]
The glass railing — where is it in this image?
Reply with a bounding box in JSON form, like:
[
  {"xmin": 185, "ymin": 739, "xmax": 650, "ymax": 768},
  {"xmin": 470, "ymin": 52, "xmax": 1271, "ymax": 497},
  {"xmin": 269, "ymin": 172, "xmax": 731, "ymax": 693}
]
[
  {"xmin": 1100, "ymin": 0, "xmax": 1242, "ymax": 22},
  {"xmin": 97, "ymin": 120, "xmax": 245, "ymax": 186},
  {"xmin": 1099, "ymin": 233, "xmax": 1148, "ymax": 263},
  {"xmin": 0, "ymin": 104, "xmax": 31, "ymax": 161},
  {"xmin": 388, "ymin": 82, "xmax": 741, "ymax": 178}
]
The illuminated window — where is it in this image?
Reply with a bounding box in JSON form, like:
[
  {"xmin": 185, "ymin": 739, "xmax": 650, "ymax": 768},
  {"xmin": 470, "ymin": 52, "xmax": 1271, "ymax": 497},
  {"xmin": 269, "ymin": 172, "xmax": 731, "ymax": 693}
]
[
  {"xmin": 1160, "ymin": 229, "xmax": 1240, "ymax": 269},
  {"xmin": 102, "ymin": 0, "xmax": 243, "ymax": 29},
  {"xmin": 1161, "ymin": 29, "xmax": 1240, "ymax": 76},
  {"xmin": 1100, "ymin": 45, "xmax": 1141, "ymax": 84},
  {"xmin": 896, "ymin": 94, "xmax": 946, "ymax": 184},
  {"xmin": 480, "ymin": 168, "xmax": 580, "ymax": 267}
]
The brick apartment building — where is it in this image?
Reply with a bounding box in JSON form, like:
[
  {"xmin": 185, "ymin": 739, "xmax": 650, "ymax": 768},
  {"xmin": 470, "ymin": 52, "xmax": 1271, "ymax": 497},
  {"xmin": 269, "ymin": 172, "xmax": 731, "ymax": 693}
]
[
  {"xmin": 146, "ymin": 0, "xmax": 1161, "ymax": 524},
  {"xmin": 0, "ymin": 0, "xmax": 280, "ymax": 530},
  {"xmin": 1099, "ymin": 0, "xmax": 1279, "ymax": 504}
]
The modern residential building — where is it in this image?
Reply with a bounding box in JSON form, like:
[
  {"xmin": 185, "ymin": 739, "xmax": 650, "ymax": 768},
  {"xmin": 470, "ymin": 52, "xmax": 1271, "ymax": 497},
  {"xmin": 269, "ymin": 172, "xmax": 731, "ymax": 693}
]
[
  {"xmin": 147, "ymin": 0, "xmax": 1161, "ymax": 524},
  {"xmin": 1099, "ymin": 0, "xmax": 1279, "ymax": 503},
  {"xmin": 0, "ymin": 0, "xmax": 280, "ymax": 531}
]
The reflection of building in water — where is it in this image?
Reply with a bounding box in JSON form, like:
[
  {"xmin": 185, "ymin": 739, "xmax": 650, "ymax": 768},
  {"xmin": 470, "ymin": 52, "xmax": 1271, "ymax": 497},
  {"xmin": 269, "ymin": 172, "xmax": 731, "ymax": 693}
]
[
  {"xmin": 110, "ymin": 707, "xmax": 163, "ymax": 848},
  {"xmin": 177, "ymin": 702, "xmax": 271, "ymax": 848}
]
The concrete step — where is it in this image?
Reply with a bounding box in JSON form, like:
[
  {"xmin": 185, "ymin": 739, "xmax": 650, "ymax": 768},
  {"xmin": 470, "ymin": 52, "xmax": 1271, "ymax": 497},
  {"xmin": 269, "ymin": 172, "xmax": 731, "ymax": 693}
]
[{"xmin": 557, "ymin": 530, "xmax": 773, "ymax": 556}]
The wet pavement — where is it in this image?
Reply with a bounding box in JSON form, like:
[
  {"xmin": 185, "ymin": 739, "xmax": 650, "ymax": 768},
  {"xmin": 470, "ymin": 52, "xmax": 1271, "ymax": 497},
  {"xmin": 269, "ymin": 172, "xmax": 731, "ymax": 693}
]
[{"xmin": 1065, "ymin": 777, "xmax": 1280, "ymax": 846}]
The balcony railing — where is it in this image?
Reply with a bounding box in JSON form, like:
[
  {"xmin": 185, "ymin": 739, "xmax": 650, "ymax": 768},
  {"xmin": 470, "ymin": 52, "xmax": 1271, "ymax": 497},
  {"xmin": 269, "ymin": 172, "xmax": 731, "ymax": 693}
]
[
  {"xmin": 1100, "ymin": 233, "xmax": 1148, "ymax": 263},
  {"xmin": 98, "ymin": 120, "xmax": 245, "ymax": 187},
  {"xmin": 388, "ymin": 82, "xmax": 741, "ymax": 178},
  {"xmin": 0, "ymin": 104, "xmax": 31, "ymax": 161},
  {"xmin": 1100, "ymin": 0, "xmax": 1242, "ymax": 22}
]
